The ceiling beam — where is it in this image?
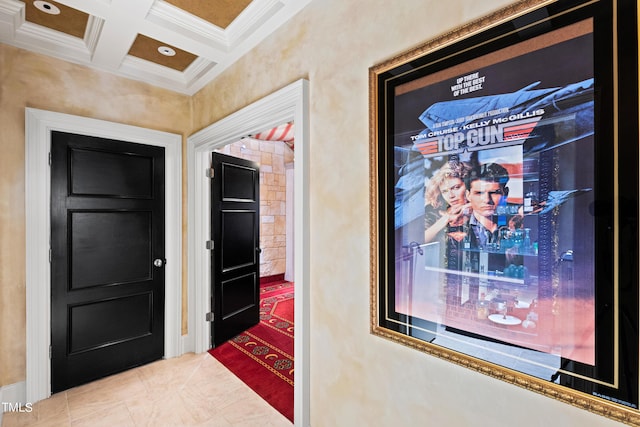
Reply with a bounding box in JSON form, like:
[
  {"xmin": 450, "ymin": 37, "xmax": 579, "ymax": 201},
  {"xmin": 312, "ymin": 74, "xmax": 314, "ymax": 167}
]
[{"xmin": 90, "ymin": 0, "xmax": 155, "ymax": 70}]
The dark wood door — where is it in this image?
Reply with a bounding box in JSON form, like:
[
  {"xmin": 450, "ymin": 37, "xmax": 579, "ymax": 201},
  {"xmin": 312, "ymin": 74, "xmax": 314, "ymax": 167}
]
[
  {"xmin": 210, "ymin": 152, "xmax": 260, "ymax": 347},
  {"xmin": 50, "ymin": 131, "xmax": 165, "ymax": 393}
]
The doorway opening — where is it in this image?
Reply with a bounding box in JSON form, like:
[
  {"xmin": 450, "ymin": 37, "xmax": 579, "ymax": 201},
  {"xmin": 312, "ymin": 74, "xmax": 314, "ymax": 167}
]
[
  {"xmin": 209, "ymin": 130, "xmax": 295, "ymax": 420},
  {"xmin": 187, "ymin": 79, "xmax": 309, "ymax": 425}
]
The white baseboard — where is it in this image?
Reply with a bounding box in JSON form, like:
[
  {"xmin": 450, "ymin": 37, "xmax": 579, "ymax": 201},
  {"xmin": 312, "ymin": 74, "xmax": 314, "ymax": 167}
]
[{"xmin": 1, "ymin": 381, "xmax": 27, "ymax": 411}]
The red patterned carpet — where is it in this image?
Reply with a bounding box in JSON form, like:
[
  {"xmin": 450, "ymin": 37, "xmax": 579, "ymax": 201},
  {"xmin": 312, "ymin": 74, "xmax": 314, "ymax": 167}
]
[{"xmin": 208, "ymin": 280, "xmax": 294, "ymax": 422}]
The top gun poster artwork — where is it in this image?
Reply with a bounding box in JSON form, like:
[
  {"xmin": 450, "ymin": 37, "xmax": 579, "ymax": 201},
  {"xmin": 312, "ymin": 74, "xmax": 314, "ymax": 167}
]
[{"xmin": 392, "ymin": 19, "xmax": 597, "ymax": 366}]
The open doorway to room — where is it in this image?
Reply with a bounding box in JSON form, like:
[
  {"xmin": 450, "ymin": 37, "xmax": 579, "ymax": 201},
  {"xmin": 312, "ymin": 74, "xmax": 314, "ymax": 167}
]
[
  {"xmin": 187, "ymin": 79, "xmax": 309, "ymax": 425},
  {"xmin": 208, "ymin": 125, "xmax": 295, "ymax": 421}
]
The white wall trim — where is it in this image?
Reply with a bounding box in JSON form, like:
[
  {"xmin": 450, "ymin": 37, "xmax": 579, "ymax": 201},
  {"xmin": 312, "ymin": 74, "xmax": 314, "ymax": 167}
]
[
  {"xmin": 25, "ymin": 108, "xmax": 183, "ymax": 403},
  {"xmin": 0, "ymin": 380, "xmax": 27, "ymax": 424},
  {"xmin": 187, "ymin": 79, "xmax": 310, "ymax": 426}
]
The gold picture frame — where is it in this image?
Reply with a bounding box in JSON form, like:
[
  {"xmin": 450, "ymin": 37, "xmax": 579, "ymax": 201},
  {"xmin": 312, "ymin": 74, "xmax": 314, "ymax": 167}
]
[{"xmin": 369, "ymin": 0, "xmax": 639, "ymax": 424}]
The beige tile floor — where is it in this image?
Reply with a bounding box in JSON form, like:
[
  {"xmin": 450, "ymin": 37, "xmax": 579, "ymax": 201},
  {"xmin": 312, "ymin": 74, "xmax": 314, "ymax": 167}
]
[{"xmin": 2, "ymin": 352, "xmax": 292, "ymax": 427}]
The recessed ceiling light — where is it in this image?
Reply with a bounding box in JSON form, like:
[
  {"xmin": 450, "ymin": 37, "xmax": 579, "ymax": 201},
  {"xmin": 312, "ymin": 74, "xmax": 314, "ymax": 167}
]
[
  {"xmin": 157, "ymin": 46, "xmax": 176, "ymax": 57},
  {"xmin": 33, "ymin": 1, "xmax": 61, "ymax": 15}
]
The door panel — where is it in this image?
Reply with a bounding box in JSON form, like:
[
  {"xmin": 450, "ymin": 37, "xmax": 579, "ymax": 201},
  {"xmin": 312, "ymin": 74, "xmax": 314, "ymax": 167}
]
[
  {"xmin": 69, "ymin": 148, "xmax": 153, "ymax": 198},
  {"xmin": 222, "ymin": 163, "xmax": 258, "ymax": 201},
  {"xmin": 221, "ymin": 210, "xmax": 257, "ymax": 272},
  {"xmin": 68, "ymin": 292, "xmax": 152, "ymax": 353},
  {"xmin": 70, "ymin": 211, "xmax": 152, "ymax": 288},
  {"xmin": 221, "ymin": 273, "xmax": 258, "ymax": 318},
  {"xmin": 211, "ymin": 152, "xmax": 260, "ymax": 347},
  {"xmin": 51, "ymin": 131, "xmax": 165, "ymax": 393}
]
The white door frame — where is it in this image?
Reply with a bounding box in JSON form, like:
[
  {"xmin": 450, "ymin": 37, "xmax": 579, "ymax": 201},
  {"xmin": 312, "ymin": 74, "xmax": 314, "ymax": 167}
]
[
  {"xmin": 187, "ymin": 79, "xmax": 310, "ymax": 426},
  {"xmin": 25, "ymin": 108, "xmax": 183, "ymax": 403}
]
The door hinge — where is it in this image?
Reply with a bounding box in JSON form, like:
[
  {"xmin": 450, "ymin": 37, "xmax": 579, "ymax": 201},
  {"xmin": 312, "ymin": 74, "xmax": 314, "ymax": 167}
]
[
  {"xmin": 206, "ymin": 240, "xmax": 214, "ymax": 250},
  {"xmin": 49, "ymin": 345, "xmax": 52, "ymax": 359},
  {"xmin": 205, "ymin": 312, "xmax": 214, "ymax": 322},
  {"xmin": 206, "ymin": 168, "xmax": 215, "ymax": 179},
  {"xmin": 49, "ymin": 248, "xmax": 52, "ymax": 263},
  {"xmin": 48, "ymin": 152, "xmax": 51, "ymax": 166}
]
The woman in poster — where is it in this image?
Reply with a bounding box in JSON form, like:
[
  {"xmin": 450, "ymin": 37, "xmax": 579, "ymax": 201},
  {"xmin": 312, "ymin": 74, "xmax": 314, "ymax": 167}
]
[{"xmin": 424, "ymin": 158, "xmax": 471, "ymax": 270}]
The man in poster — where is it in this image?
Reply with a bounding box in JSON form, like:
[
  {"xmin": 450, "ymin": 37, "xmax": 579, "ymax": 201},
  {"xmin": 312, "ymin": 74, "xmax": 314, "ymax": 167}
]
[
  {"xmin": 465, "ymin": 162, "xmax": 511, "ymax": 250},
  {"xmin": 463, "ymin": 161, "xmax": 513, "ymax": 275}
]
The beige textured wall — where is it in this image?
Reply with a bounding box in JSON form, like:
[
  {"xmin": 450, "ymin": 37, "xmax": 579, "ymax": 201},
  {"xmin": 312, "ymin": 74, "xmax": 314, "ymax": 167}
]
[
  {"xmin": 193, "ymin": 0, "xmax": 621, "ymax": 426},
  {"xmin": 0, "ymin": 44, "xmax": 191, "ymax": 387}
]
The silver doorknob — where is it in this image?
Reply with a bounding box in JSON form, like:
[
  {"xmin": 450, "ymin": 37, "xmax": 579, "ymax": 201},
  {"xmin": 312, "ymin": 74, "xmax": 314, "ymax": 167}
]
[{"xmin": 154, "ymin": 258, "xmax": 164, "ymax": 267}]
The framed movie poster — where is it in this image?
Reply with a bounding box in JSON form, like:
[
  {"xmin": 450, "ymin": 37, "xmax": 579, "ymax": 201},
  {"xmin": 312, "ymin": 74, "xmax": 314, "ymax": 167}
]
[{"xmin": 370, "ymin": 0, "xmax": 639, "ymax": 423}]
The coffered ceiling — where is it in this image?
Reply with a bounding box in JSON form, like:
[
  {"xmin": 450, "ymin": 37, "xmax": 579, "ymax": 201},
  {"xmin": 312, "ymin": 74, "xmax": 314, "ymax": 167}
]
[{"xmin": 0, "ymin": 0, "xmax": 310, "ymax": 94}]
